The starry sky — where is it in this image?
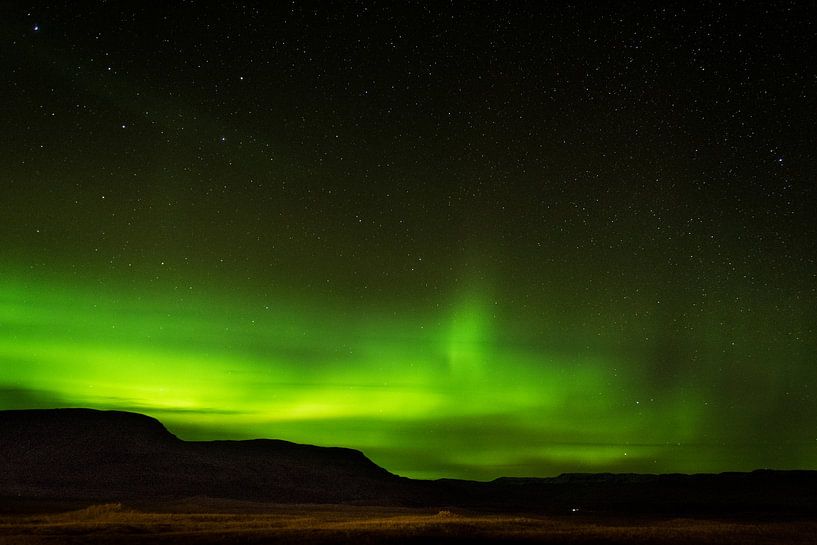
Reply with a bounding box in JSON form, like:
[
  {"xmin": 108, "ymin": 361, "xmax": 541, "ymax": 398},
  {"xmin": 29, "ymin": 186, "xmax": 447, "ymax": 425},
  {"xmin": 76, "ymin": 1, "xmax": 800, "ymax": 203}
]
[{"xmin": 1, "ymin": 2, "xmax": 816, "ymax": 480}]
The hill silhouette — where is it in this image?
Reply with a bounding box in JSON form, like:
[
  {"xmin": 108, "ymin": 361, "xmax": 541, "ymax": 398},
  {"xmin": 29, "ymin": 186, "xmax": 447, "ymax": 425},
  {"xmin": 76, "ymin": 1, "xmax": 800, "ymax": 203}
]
[
  {"xmin": 0, "ymin": 409, "xmax": 407, "ymax": 504},
  {"xmin": 2, "ymin": 409, "xmax": 816, "ymax": 515}
]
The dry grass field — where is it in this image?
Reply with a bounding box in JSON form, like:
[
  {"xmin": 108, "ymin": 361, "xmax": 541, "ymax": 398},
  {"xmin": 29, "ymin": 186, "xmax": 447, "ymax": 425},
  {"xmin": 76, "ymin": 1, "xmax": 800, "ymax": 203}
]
[{"xmin": 0, "ymin": 502, "xmax": 814, "ymax": 544}]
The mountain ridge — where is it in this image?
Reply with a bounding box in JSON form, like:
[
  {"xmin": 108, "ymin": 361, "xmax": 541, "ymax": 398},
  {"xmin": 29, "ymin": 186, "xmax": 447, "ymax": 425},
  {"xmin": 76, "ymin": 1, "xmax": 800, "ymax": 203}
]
[
  {"xmin": 2, "ymin": 408, "xmax": 816, "ymax": 515},
  {"xmin": 0, "ymin": 408, "xmax": 403, "ymax": 505}
]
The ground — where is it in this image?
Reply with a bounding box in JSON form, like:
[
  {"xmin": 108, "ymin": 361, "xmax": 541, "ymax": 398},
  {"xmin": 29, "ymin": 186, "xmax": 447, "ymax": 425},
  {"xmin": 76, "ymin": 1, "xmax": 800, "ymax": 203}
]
[{"xmin": 0, "ymin": 502, "xmax": 814, "ymax": 544}]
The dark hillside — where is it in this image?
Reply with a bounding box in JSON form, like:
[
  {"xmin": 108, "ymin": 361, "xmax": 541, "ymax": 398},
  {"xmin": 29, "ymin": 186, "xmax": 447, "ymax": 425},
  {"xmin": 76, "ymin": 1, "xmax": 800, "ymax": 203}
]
[{"xmin": 2, "ymin": 409, "xmax": 816, "ymax": 516}]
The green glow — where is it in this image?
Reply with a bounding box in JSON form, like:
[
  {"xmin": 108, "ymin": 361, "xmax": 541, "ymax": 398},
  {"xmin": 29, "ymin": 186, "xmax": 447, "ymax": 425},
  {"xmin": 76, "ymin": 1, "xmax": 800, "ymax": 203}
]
[{"xmin": 0, "ymin": 272, "xmax": 813, "ymax": 480}]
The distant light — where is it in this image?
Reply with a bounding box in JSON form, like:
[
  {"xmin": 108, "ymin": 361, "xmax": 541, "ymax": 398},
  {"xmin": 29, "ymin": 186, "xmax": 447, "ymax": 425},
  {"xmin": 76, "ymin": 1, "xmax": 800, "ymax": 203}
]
[
  {"xmin": 571, "ymin": 508, "xmax": 580, "ymax": 513},
  {"xmin": 33, "ymin": 24, "xmax": 40, "ymax": 31}
]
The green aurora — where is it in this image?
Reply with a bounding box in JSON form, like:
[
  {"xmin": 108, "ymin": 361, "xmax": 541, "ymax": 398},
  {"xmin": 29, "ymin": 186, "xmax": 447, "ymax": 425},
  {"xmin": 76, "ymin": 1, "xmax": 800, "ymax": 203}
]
[
  {"xmin": 2, "ymin": 268, "xmax": 814, "ymax": 479},
  {"xmin": 2, "ymin": 3, "xmax": 817, "ymax": 480}
]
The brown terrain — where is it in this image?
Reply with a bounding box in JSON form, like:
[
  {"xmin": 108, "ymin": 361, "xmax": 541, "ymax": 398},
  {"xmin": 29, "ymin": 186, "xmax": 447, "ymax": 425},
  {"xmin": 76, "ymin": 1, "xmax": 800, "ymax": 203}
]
[{"xmin": 1, "ymin": 409, "xmax": 815, "ymax": 544}]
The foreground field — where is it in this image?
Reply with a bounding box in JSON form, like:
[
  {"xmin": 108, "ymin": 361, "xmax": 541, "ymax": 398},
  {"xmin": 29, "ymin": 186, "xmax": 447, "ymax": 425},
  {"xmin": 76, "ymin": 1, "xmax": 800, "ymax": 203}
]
[{"xmin": 0, "ymin": 503, "xmax": 815, "ymax": 545}]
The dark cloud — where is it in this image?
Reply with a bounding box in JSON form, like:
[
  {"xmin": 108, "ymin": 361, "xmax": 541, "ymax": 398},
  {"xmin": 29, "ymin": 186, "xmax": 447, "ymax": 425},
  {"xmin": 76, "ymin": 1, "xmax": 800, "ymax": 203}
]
[{"xmin": 0, "ymin": 385, "xmax": 67, "ymax": 409}]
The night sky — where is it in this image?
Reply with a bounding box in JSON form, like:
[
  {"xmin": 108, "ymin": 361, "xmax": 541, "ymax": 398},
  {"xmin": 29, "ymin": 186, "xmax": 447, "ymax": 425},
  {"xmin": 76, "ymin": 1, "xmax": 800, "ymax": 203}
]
[{"xmin": 2, "ymin": 2, "xmax": 816, "ymax": 480}]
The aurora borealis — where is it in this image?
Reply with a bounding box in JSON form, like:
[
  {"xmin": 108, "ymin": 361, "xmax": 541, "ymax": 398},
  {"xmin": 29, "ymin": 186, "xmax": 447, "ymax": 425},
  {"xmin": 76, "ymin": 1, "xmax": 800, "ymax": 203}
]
[{"xmin": 2, "ymin": 3, "xmax": 816, "ymax": 480}]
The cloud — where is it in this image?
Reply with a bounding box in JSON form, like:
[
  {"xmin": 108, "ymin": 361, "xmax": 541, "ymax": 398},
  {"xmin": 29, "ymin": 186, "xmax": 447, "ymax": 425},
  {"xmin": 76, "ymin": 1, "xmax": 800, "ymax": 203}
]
[{"xmin": 0, "ymin": 384, "xmax": 67, "ymax": 409}]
